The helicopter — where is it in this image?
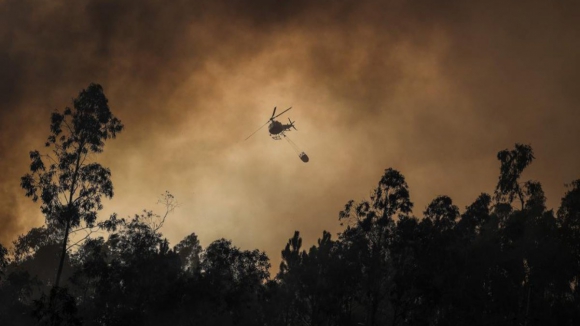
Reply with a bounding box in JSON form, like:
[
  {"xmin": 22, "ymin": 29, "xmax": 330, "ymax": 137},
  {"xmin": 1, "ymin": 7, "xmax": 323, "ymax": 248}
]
[
  {"xmin": 244, "ymin": 106, "xmax": 296, "ymax": 140},
  {"xmin": 245, "ymin": 107, "xmax": 309, "ymax": 163}
]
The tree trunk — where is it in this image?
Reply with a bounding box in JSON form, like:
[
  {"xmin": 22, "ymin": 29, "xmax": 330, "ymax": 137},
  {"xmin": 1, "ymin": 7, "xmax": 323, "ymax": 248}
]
[{"xmin": 55, "ymin": 218, "xmax": 71, "ymax": 288}]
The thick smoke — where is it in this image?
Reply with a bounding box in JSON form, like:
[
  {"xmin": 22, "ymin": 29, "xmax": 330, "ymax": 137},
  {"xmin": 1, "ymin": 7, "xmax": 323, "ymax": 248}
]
[{"xmin": 1, "ymin": 1, "xmax": 579, "ymax": 270}]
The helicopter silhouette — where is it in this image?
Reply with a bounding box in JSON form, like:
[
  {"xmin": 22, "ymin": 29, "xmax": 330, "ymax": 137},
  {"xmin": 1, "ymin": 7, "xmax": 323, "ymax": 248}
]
[
  {"xmin": 244, "ymin": 107, "xmax": 296, "ymax": 140},
  {"xmin": 245, "ymin": 107, "xmax": 309, "ymax": 163}
]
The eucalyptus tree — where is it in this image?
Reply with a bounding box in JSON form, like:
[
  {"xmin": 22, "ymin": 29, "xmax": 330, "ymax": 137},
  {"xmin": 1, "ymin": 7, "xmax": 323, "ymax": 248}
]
[
  {"xmin": 174, "ymin": 232, "xmax": 202, "ymax": 275},
  {"xmin": 20, "ymin": 83, "xmax": 123, "ymax": 288},
  {"xmin": 494, "ymin": 143, "xmax": 534, "ymax": 209},
  {"xmin": 277, "ymin": 231, "xmax": 349, "ymax": 326},
  {"xmin": 339, "ymin": 168, "xmax": 413, "ymax": 326},
  {"xmin": 200, "ymin": 239, "xmax": 270, "ymax": 325}
]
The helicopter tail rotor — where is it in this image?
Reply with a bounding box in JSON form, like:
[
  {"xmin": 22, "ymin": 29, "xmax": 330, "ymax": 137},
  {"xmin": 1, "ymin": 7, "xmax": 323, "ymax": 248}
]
[{"xmin": 288, "ymin": 118, "xmax": 297, "ymax": 130}]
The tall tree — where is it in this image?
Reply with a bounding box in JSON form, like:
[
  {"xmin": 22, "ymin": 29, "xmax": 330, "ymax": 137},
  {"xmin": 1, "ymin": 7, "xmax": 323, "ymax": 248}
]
[
  {"xmin": 276, "ymin": 231, "xmax": 354, "ymax": 326},
  {"xmin": 558, "ymin": 179, "xmax": 580, "ymax": 318},
  {"xmin": 20, "ymin": 83, "xmax": 123, "ymax": 288},
  {"xmin": 0, "ymin": 243, "xmax": 8, "ymax": 281},
  {"xmin": 275, "ymin": 231, "xmax": 306, "ymax": 326},
  {"xmin": 339, "ymin": 168, "xmax": 413, "ymax": 326},
  {"xmin": 174, "ymin": 232, "xmax": 202, "ymax": 275},
  {"xmin": 200, "ymin": 239, "xmax": 270, "ymax": 325},
  {"xmin": 494, "ymin": 143, "xmax": 535, "ymax": 208}
]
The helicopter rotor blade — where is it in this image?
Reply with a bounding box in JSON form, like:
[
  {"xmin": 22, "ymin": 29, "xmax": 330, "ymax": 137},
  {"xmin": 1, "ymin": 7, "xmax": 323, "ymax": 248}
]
[
  {"xmin": 244, "ymin": 120, "xmax": 269, "ymax": 141},
  {"xmin": 289, "ymin": 118, "xmax": 297, "ymax": 130},
  {"xmin": 273, "ymin": 106, "xmax": 292, "ymax": 119},
  {"xmin": 270, "ymin": 107, "xmax": 277, "ymax": 120}
]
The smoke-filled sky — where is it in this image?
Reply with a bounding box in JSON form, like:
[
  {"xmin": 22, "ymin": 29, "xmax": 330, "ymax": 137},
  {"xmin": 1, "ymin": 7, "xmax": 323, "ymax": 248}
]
[{"xmin": 1, "ymin": 0, "xmax": 579, "ymax": 269}]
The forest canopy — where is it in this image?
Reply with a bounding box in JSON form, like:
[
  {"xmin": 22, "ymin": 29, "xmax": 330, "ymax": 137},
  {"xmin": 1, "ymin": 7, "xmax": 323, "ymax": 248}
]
[{"xmin": 1, "ymin": 84, "xmax": 580, "ymax": 326}]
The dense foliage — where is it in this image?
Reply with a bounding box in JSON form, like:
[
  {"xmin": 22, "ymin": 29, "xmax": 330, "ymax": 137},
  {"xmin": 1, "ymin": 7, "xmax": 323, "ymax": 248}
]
[{"xmin": 2, "ymin": 86, "xmax": 579, "ymax": 325}]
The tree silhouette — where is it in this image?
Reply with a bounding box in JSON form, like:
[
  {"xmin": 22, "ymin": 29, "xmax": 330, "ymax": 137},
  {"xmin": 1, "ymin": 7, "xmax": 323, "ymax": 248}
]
[
  {"xmin": 339, "ymin": 168, "xmax": 413, "ymax": 326},
  {"xmin": 495, "ymin": 143, "xmax": 535, "ymax": 208},
  {"xmin": 175, "ymin": 232, "xmax": 202, "ymax": 275},
  {"xmin": 0, "ymin": 243, "xmax": 8, "ymax": 280},
  {"xmin": 20, "ymin": 83, "xmax": 123, "ymax": 289},
  {"xmin": 6, "ymin": 103, "xmax": 580, "ymax": 326},
  {"xmin": 200, "ymin": 239, "xmax": 270, "ymax": 325}
]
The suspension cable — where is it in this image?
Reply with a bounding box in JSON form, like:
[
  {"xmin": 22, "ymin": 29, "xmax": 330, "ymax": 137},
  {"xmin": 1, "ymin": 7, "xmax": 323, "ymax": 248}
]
[{"xmin": 284, "ymin": 134, "xmax": 301, "ymax": 154}]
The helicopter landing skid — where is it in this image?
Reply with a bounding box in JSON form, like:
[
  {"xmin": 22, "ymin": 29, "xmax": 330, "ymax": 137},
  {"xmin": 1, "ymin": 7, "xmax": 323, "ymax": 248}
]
[{"xmin": 270, "ymin": 134, "xmax": 282, "ymax": 140}]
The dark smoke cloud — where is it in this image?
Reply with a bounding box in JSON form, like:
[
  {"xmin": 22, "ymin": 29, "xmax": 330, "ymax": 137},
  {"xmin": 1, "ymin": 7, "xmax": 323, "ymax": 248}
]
[{"xmin": 1, "ymin": 0, "xmax": 579, "ymax": 270}]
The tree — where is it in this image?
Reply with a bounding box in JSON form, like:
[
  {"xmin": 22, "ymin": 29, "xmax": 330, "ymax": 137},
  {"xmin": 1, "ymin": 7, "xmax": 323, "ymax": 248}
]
[
  {"xmin": 0, "ymin": 270, "xmax": 39, "ymax": 326},
  {"xmin": 200, "ymin": 239, "xmax": 270, "ymax": 325},
  {"xmin": 415, "ymin": 196, "xmax": 462, "ymax": 324},
  {"xmin": 494, "ymin": 143, "xmax": 534, "ymax": 208},
  {"xmin": 558, "ymin": 180, "xmax": 580, "ymax": 237},
  {"xmin": 557, "ymin": 179, "xmax": 580, "ymax": 320},
  {"xmin": 0, "ymin": 243, "xmax": 8, "ymax": 280},
  {"xmin": 455, "ymin": 193, "xmax": 492, "ymax": 239},
  {"xmin": 33, "ymin": 287, "xmax": 81, "ymax": 326},
  {"xmin": 12, "ymin": 226, "xmax": 61, "ymax": 264},
  {"xmin": 423, "ymin": 195, "xmax": 459, "ymax": 232},
  {"xmin": 8, "ymin": 226, "xmax": 72, "ymax": 289},
  {"xmin": 20, "ymin": 83, "xmax": 123, "ymax": 289},
  {"xmin": 339, "ymin": 168, "xmax": 413, "ymax": 326},
  {"xmin": 174, "ymin": 232, "xmax": 202, "ymax": 275},
  {"xmin": 388, "ymin": 215, "xmax": 423, "ymax": 326},
  {"xmin": 276, "ymin": 231, "xmax": 353, "ymax": 326},
  {"xmin": 275, "ymin": 231, "xmax": 306, "ymax": 326},
  {"xmin": 57, "ymin": 198, "xmax": 179, "ymax": 326}
]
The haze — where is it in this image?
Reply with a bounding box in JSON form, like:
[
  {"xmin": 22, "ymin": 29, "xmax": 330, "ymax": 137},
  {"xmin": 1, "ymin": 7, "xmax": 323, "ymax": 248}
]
[{"xmin": 1, "ymin": 0, "xmax": 579, "ymax": 270}]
